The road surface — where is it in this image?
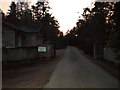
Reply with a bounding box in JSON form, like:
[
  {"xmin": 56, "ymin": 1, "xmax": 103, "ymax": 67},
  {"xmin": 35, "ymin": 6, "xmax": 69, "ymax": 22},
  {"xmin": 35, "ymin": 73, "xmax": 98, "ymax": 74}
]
[{"xmin": 44, "ymin": 46, "xmax": 119, "ymax": 88}]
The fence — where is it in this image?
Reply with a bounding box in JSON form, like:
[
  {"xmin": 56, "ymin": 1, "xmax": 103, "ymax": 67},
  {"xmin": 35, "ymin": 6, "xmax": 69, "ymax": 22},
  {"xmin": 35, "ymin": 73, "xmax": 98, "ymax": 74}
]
[
  {"xmin": 2, "ymin": 43, "xmax": 56, "ymax": 62},
  {"xmin": 104, "ymin": 47, "xmax": 120, "ymax": 64},
  {"xmin": 2, "ymin": 47, "xmax": 38, "ymax": 62}
]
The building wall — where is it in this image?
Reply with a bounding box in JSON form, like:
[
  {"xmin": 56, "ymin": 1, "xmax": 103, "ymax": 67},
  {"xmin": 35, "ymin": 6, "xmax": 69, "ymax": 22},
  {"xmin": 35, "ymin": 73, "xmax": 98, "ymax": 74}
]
[
  {"xmin": 2, "ymin": 47, "xmax": 38, "ymax": 61},
  {"xmin": 2, "ymin": 23, "xmax": 44, "ymax": 61},
  {"xmin": 22, "ymin": 33, "xmax": 38, "ymax": 47},
  {"xmin": 15, "ymin": 32, "xmax": 21, "ymax": 47},
  {"xmin": 15, "ymin": 32, "xmax": 43, "ymax": 47},
  {"xmin": 2, "ymin": 26, "xmax": 15, "ymax": 48},
  {"xmin": 3, "ymin": 45, "xmax": 55, "ymax": 62}
]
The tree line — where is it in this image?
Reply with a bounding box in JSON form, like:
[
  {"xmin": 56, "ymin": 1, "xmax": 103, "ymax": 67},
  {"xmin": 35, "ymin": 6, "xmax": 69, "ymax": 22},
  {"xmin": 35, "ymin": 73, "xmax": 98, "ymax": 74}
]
[
  {"xmin": 1, "ymin": 1, "xmax": 120, "ymax": 51},
  {"xmin": 65, "ymin": 1, "xmax": 120, "ymax": 56}
]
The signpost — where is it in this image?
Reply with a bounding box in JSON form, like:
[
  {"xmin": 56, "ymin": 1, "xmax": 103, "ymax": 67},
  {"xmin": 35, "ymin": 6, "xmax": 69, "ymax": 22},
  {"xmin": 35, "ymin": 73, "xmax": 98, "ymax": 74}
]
[
  {"xmin": 38, "ymin": 46, "xmax": 46, "ymax": 52},
  {"xmin": 38, "ymin": 43, "xmax": 56, "ymax": 58}
]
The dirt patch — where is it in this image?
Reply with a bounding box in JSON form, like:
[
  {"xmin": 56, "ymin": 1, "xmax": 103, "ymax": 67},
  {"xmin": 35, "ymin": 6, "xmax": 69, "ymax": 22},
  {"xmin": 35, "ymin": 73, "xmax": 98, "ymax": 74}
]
[{"xmin": 2, "ymin": 49, "xmax": 65, "ymax": 88}]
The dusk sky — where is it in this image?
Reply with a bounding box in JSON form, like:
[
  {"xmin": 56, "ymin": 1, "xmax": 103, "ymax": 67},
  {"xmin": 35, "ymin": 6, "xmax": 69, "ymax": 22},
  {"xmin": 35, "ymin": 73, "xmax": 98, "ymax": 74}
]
[{"xmin": 1, "ymin": 0, "xmax": 118, "ymax": 33}]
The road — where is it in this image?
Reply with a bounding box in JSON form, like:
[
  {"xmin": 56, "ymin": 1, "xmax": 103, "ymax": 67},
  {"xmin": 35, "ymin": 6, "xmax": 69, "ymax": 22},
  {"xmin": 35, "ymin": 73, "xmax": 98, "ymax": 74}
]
[{"xmin": 44, "ymin": 46, "xmax": 119, "ymax": 88}]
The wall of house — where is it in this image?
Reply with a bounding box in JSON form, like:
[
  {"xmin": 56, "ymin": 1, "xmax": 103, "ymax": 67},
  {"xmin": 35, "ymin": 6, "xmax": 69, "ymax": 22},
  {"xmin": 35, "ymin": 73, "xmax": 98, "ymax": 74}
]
[
  {"xmin": 21, "ymin": 33, "xmax": 37, "ymax": 47},
  {"xmin": 2, "ymin": 22, "xmax": 45, "ymax": 62},
  {"xmin": 2, "ymin": 47, "xmax": 38, "ymax": 61},
  {"xmin": 15, "ymin": 32, "xmax": 43, "ymax": 47},
  {"xmin": 3, "ymin": 44, "xmax": 56, "ymax": 62},
  {"xmin": 2, "ymin": 26, "xmax": 15, "ymax": 48}
]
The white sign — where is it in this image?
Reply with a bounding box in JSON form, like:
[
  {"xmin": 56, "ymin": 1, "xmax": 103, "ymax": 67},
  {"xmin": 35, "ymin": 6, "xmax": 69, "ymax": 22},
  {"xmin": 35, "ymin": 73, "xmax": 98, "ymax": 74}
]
[{"xmin": 38, "ymin": 47, "xmax": 46, "ymax": 52}]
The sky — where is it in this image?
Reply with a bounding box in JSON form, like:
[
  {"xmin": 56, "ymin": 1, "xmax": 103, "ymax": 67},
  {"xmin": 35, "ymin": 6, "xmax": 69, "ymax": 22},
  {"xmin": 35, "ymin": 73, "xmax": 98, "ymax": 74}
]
[
  {"xmin": 49, "ymin": 0, "xmax": 96, "ymax": 34},
  {"xmin": 1, "ymin": 0, "xmax": 118, "ymax": 34}
]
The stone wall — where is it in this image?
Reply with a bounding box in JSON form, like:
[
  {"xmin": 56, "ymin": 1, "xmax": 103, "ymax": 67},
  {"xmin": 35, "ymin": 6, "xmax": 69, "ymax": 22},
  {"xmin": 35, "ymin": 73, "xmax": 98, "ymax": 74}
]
[
  {"xmin": 104, "ymin": 47, "xmax": 120, "ymax": 64},
  {"xmin": 2, "ymin": 47, "xmax": 38, "ymax": 62},
  {"xmin": 2, "ymin": 26, "xmax": 15, "ymax": 48},
  {"xmin": 2, "ymin": 44, "xmax": 56, "ymax": 62}
]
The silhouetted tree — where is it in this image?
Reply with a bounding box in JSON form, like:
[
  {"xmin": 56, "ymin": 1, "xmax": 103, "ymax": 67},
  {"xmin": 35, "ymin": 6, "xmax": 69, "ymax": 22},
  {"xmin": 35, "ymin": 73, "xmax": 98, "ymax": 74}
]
[
  {"xmin": 66, "ymin": 2, "xmax": 117, "ymax": 55},
  {"xmin": 109, "ymin": 2, "xmax": 120, "ymax": 53},
  {"xmin": 16, "ymin": 1, "xmax": 32, "ymax": 25},
  {"xmin": 112, "ymin": 2, "xmax": 120, "ymax": 31},
  {"xmin": 31, "ymin": 1, "xmax": 50, "ymax": 22},
  {"xmin": 31, "ymin": 1, "xmax": 60, "ymax": 43},
  {"xmin": 6, "ymin": 1, "xmax": 19, "ymax": 24}
]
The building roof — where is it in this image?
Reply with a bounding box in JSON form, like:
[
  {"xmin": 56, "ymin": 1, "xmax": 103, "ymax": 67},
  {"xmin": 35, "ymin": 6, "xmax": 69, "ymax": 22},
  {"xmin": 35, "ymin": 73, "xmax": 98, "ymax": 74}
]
[
  {"xmin": 2, "ymin": 21, "xmax": 42, "ymax": 33},
  {"xmin": 19, "ymin": 24, "xmax": 42, "ymax": 32},
  {"xmin": 2, "ymin": 21, "xmax": 21, "ymax": 32}
]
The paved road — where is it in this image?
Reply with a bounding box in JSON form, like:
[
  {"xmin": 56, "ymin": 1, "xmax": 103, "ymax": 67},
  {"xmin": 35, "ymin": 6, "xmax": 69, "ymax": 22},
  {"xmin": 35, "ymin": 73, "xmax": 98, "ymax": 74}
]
[{"xmin": 44, "ymin": 46, "xmax": 119, "ymax": 88}]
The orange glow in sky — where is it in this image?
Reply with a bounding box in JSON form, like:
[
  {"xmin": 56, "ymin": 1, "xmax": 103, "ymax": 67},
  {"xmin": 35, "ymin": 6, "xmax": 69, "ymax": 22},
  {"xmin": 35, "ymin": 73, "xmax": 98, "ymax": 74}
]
[{"xmin": 0, "ymin": 0, "xmax": 95, "ymax": 34}]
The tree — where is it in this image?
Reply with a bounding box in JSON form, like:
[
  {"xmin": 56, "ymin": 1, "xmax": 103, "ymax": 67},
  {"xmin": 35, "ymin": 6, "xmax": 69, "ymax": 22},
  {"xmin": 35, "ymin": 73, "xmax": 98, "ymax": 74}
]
[
  {"xmin": 41, "ymin": 13, "xmax": 60, "ymax": 42},
  {"xmin": 31, "ymin": 1, "xmax": 50, "ymax": 22},
  {"xmin": 109, "ymin": 2, "xmax": 120, "ymax": 53},
  {"xmin": 66, "ymin": 2, "xmax": 115, "ymax": 55},
  {"xmin": 31, "ymin": 1, "xmax": 60, "ymax": 43},
  {"xmin": 112, "ymin": 2, "xmax": 120, "ymax": 31},
  {"xmin": 82, "ymin": 7, "xmax": 92, "ymax": 21},
  {"xmin": 16, "ymin": 1, "xmax": 32, "ymax": 24},
  {"xmin": 6, "ymin": 1, "xmax": 19, "ymax": 24}
]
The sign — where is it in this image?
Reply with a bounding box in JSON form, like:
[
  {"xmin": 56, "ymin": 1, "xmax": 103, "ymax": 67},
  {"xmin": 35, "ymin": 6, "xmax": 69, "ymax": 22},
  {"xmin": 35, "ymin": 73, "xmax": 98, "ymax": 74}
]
[{"xmin": 38, "ymin": 46, "xmax": 46, "ymax": 52}]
